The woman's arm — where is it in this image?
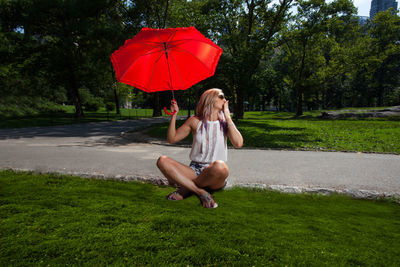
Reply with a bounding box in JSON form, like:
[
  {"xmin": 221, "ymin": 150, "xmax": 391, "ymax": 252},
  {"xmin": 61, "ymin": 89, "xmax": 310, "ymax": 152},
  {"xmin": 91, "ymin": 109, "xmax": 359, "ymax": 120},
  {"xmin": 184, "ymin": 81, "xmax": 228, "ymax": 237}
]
[
  {"xmin": 167, "ymin": 100, "xmax": 194, "ymax": 144},
  {"xmin": 223, "ymin": 101, "xmax": 243, "ymax": 148}
]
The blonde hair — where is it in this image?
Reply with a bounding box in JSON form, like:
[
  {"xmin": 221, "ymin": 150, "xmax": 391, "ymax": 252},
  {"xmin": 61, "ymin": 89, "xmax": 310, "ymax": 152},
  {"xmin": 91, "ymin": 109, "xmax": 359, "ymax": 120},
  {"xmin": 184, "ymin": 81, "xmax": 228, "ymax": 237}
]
[
  {"xmin": 196, "ymin": 88, "xmax": 227, "ymax": 133},
  {"xmin": 196, "ymin": 88, "xmax": 222, "ymax": 120}
]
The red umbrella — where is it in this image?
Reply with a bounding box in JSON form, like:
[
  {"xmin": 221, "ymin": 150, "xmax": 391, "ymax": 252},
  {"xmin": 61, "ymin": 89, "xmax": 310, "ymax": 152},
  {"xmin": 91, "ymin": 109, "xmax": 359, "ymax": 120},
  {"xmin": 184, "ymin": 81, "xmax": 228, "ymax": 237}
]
[{"xmin": 111, "ymin": 26, "xmax": 223, "ymax": 115}]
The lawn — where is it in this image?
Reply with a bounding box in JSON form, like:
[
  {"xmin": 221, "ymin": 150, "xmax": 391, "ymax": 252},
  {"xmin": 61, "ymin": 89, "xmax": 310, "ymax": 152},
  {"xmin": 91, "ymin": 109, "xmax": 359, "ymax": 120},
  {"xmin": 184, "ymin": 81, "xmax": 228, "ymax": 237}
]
[
  {"xmin": 1, "ymin": 170, "xmax": 399, "ymax": 266},
  {"xmin": 146, "ymin": 110, "xmax": 400, "ymax": 154}
]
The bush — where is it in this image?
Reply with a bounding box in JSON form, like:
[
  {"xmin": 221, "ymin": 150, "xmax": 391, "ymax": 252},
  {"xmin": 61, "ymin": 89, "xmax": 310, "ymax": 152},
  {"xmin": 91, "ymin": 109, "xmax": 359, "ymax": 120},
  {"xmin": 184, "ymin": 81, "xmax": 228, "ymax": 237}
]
[
  {"xmin": 105, "ymin": 102, "xmax": 115, "ymax": 112},
  {"xmin": 0, "ymin": 96, "xmax": 66, "ymax": 117},
  {"xmin": 387, "ymin": 87, "xmax": 400, "ymax": 106},
  {"xmin": 79, "ymin": 87, "xmax": 105, "ymax": 112},
  {"xmin": 83, "ymin": 97, "xmax": 104, "ymax": 112}
]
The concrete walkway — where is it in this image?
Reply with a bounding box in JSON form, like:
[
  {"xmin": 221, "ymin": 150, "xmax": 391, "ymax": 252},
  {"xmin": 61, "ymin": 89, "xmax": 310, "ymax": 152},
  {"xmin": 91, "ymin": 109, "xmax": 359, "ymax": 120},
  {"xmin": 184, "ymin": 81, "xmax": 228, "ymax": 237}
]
[{"xmin": 1, "ymin": 117, "xmax": 399, "ymax": 200}]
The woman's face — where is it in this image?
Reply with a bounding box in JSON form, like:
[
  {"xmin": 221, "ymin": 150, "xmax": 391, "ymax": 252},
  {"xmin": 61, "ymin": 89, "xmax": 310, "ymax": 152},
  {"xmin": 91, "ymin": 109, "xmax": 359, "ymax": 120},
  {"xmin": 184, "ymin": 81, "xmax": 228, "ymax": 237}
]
[{"xmin": 214, "ymin": 92, "xmax": 226, "ymax": 110}]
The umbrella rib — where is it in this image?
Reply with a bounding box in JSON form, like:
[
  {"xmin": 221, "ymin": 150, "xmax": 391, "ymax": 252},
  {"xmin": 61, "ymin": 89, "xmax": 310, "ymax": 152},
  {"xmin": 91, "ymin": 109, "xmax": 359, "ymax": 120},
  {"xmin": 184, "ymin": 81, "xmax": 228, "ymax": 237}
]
[
  {"xmin": 147, "ymin": 52, "xmax": 165, "ymax": 90},
  {"xmin": 166, "ymin": 30, "xmax": 178, "ymax": 43},
  {"xmin": 120, "ymin": 47, "xmax": 163, "ymax": 80},
  {"xmin": 167, "ymin": 52, "xmax": 185, "ymax": 90}
]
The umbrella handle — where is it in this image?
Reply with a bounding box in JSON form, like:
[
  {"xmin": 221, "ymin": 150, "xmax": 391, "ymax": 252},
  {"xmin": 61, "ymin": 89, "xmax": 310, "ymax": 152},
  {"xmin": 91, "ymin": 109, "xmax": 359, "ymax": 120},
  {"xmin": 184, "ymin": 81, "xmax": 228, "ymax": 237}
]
[{"xmin": 163, "ymin": 107, "xmax": 177, "ymax": 116}]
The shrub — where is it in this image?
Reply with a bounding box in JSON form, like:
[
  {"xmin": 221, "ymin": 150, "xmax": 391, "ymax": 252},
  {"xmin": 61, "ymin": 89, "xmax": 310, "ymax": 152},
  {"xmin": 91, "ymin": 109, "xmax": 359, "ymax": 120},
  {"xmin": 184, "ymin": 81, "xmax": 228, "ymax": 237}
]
[
  {"xmin": 83, "ymin": 97, "xmax": 104, "ymax": 112},
  {"xmin": 0, "ymin": 96, "xmax": 66, "ymax": 117},
  {"xmin": 105, "ymin": 102, "xmax": 115, "ymax": 112}
]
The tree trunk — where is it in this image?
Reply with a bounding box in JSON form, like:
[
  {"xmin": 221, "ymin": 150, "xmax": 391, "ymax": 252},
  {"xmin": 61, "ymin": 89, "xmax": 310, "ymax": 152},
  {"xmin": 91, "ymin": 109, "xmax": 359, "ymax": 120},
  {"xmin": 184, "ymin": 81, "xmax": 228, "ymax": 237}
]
[
  {"xmin": 113, "ymin": 83, "xmax": 120, "ymax": 115},
  {"xmin": 152, "ymin": 92, "xmax": 162, "ymax": 117},
  {"xmin": 262, "ymin": 95, "xmax": 266, "ymax": 111},
  {"xmin": 110, "ymin": 66, "xmax": 120, "ymax": 114},
  {"xmin": 66, "ymin": 57, "xmax": 84, "ymax": 118},
  {"xmin": 296, "ymin": 87, "xmax": 303, "ymax": 116},
  {"xmin": 60, "ymin": 16, "xmax": 83, "ymax": 118},
  {"xmin": 234, "ymin": 88, "xmax": 245, "ymax": 120},
  {"xmin": 70, "ymin": 78, "xmax": 84, "ymax": 118},
  {"xmin": 377, "ymin": 67, "xmax": 385, "ymax": 107},
  {"xmin": 296, "ymin": 40, "xmax": 307, "ymax": 116}
]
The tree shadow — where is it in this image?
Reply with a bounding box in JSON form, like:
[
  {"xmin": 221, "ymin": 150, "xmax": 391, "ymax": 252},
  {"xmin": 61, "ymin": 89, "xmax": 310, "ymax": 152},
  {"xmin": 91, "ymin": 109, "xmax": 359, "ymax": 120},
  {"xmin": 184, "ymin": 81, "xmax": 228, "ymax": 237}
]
[
  {"xmin": 238, "ymin": 120, "xmax": 306, "ymax": 131},
  {"xmin": 236, "ymin": 120, "xmax": 317, "ymax": 149},
  {"xmin": 244, "ymin": 111, "xmax": 400, "ymax": 122}
]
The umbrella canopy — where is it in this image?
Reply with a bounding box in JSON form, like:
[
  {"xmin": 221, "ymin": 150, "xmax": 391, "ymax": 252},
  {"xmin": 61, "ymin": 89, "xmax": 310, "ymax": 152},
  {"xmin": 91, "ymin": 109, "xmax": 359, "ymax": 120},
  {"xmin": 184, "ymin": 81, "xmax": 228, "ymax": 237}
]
[{"xmin": 111, "ymin": 27, "xmax": 223, "ymax": 94}]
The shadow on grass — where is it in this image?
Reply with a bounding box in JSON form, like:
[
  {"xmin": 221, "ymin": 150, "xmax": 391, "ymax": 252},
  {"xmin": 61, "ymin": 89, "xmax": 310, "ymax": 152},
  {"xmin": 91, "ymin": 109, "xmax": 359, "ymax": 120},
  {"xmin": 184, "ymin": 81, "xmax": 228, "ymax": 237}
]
[
  {"xmin": 244, "ymin": 111, "xmax": 325, "ymax": 121},
  {"xmin": 237, "ymin": 120, "xmax": 306, "ymax": 132},
  {"xmin": 244, "ymin": 111, "xmax": 400, "ymax": 122},
  {"xmin": 237, "ymin": 120, "xmax": 316, "ymax": 149}
]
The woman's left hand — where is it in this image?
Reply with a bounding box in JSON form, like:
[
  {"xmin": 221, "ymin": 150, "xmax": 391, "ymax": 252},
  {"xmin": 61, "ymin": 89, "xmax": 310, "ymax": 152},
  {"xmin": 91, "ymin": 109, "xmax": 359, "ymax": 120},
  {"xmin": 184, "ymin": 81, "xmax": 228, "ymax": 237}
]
[{"xmin": 170, "ymin": 99, "xmax": 179, "ymax": 115}]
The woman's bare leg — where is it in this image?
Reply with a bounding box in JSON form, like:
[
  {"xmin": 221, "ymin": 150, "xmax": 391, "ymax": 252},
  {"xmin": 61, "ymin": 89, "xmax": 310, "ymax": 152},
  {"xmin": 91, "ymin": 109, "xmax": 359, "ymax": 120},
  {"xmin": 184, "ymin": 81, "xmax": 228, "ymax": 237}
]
[
  {"xmin": 157, "ymin": 156, "xmax": 224, "ymax": 208},
  {"xmin": 156, "ymin": 156, "xmax": 207, "ymax": 196},
  {"xmin": 194, "ymin": 160, "xmax": 229, "ymax": 190}
]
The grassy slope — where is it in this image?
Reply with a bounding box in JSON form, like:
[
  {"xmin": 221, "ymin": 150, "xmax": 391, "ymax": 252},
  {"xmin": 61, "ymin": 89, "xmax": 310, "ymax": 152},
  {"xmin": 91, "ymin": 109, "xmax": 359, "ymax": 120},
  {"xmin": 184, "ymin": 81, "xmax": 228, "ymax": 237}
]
[{"xmin": 1, "ymin": 170, "xmax": 399, "ymax": 266}]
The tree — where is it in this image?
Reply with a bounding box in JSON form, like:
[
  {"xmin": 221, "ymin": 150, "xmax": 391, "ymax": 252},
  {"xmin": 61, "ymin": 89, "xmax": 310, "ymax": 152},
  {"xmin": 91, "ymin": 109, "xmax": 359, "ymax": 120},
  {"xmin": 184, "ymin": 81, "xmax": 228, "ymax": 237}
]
[
  {"xmin": 203, "ymin": 0, "xmax": 293, "ymax": 119},
  {"xmin": 0, "ymin": 0, "xmax": 127, "ymax": 117},
  {"xmin": 368, "ymin": 10, "xmax": 400, "ymax": 106},
  {"xmin": 280, "ymin": 0, "xmax": 357, "ymax": 115}
]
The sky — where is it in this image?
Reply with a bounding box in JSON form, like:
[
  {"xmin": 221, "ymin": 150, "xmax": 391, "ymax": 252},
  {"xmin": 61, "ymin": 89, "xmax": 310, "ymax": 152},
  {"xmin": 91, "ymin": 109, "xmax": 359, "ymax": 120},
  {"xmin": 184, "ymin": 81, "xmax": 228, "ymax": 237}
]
[
  {"xmin": 282, "ymin": 0, "xmax": 373, "ymax": 17},
  {"xmin": 354, "ymin": 0, "xmax": 372, "ymax": 16}
]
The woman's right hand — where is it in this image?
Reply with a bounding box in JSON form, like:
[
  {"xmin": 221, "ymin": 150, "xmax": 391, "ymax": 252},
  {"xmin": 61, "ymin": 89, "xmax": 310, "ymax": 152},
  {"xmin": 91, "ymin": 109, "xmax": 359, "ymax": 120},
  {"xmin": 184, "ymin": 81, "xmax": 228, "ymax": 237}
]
[
  {"xmin": 170, "ymin": 100, "xmax": 179, "ymax": 115},
  {"xmin": 223, "ymin": 100, "xmax": 231, "ymax": 119}
]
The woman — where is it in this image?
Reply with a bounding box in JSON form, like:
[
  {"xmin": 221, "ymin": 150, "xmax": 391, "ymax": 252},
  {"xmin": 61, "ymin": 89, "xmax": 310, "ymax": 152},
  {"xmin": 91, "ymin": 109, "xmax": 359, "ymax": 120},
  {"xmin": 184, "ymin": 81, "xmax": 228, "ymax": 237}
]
[{"xmin": 157, "ymin": 88, "xmax": 243, "ymax": 208}]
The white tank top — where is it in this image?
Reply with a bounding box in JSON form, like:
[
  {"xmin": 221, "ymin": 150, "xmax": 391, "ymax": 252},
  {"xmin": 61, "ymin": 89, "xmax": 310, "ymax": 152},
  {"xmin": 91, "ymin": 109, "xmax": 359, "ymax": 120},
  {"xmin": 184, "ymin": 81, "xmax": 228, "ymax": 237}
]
[{"xmin": 189, "ymin": 120, "xmax": 228, "ymax": 163}]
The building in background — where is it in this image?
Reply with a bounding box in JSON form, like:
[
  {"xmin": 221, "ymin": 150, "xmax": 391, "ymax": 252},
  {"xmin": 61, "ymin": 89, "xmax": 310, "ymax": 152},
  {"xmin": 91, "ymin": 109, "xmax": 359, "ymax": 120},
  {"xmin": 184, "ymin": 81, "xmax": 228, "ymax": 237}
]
[
  {"xmin": 358, "ymin": 15, "xmax": 369, "ymax": 25},
  {"xmin": 370, "ymin": 0, "xmax": 398, "ymax": 17}
]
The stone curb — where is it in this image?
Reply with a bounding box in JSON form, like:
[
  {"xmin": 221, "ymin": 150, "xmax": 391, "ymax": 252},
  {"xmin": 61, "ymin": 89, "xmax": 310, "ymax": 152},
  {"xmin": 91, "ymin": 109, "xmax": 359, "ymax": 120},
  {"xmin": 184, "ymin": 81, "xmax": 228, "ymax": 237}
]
[
  {"xmin": 232, "ymin": 183, "xmax": 400, "ymax": 203},
  {"xmin": 2, "ymin": 167, "xmax": 399, "ymax": 203}
]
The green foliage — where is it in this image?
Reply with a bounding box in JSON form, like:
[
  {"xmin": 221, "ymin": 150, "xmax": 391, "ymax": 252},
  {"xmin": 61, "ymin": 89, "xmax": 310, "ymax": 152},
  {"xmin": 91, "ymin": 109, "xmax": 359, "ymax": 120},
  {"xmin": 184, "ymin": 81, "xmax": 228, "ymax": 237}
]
[
  {"xmin": 83, "ymin": 99, "xmax": 103, "ymax": 112},
  {"xmin": 1, "ymin": 170, "xmax": 399, "ymax": 265},
  {"xmin": 105, "ymin": 102, "xmax": 115, "ymax": 112},
  {"xmin": 78, "ymin": 87, "xmax": 104, "ymax": 112},
  {"xmin": 0, "ymin": 96, "xmax": 67, "ymax": 117},
  {"xmin": 280, "ymin": 0, "xmax": 359, "ymax": 115}
]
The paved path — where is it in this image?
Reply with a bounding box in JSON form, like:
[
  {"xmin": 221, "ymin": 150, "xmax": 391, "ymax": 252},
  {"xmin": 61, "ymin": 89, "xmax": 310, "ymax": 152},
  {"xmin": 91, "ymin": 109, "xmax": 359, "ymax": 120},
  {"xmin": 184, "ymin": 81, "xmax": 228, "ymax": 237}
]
[{"xmin": 1, "ymin": 118, "xmax": 399, "ymax": 199}]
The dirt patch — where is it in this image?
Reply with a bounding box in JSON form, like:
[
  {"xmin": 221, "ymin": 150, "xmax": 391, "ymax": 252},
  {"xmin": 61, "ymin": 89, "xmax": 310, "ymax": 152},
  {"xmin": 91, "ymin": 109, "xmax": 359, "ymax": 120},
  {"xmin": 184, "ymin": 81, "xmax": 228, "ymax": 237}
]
[{"xmin": 320, "ymin": 106, "xmax": 400, "ymax": 119}]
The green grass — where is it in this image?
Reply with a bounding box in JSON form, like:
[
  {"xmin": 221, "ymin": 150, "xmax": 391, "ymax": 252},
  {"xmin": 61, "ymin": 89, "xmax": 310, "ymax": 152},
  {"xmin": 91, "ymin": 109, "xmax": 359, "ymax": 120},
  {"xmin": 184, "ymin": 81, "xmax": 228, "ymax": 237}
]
[
  {"xmin": 146, "ymin": 119, "xmax": 192, "ymax": 144},
  {"xmin": 0, "ymin": 106, "xmax": 194, "ymax": 129},
  {"xmin": 146, "ymin": 110, "xmax": 400, "ymax": 154},
  {"xmin": 1, "ymin": 170, "xmax": 400, "ymax": 266},
  {"xmin": 239, "ymin": 111, "xmax": 400, "ymax": 153}
]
